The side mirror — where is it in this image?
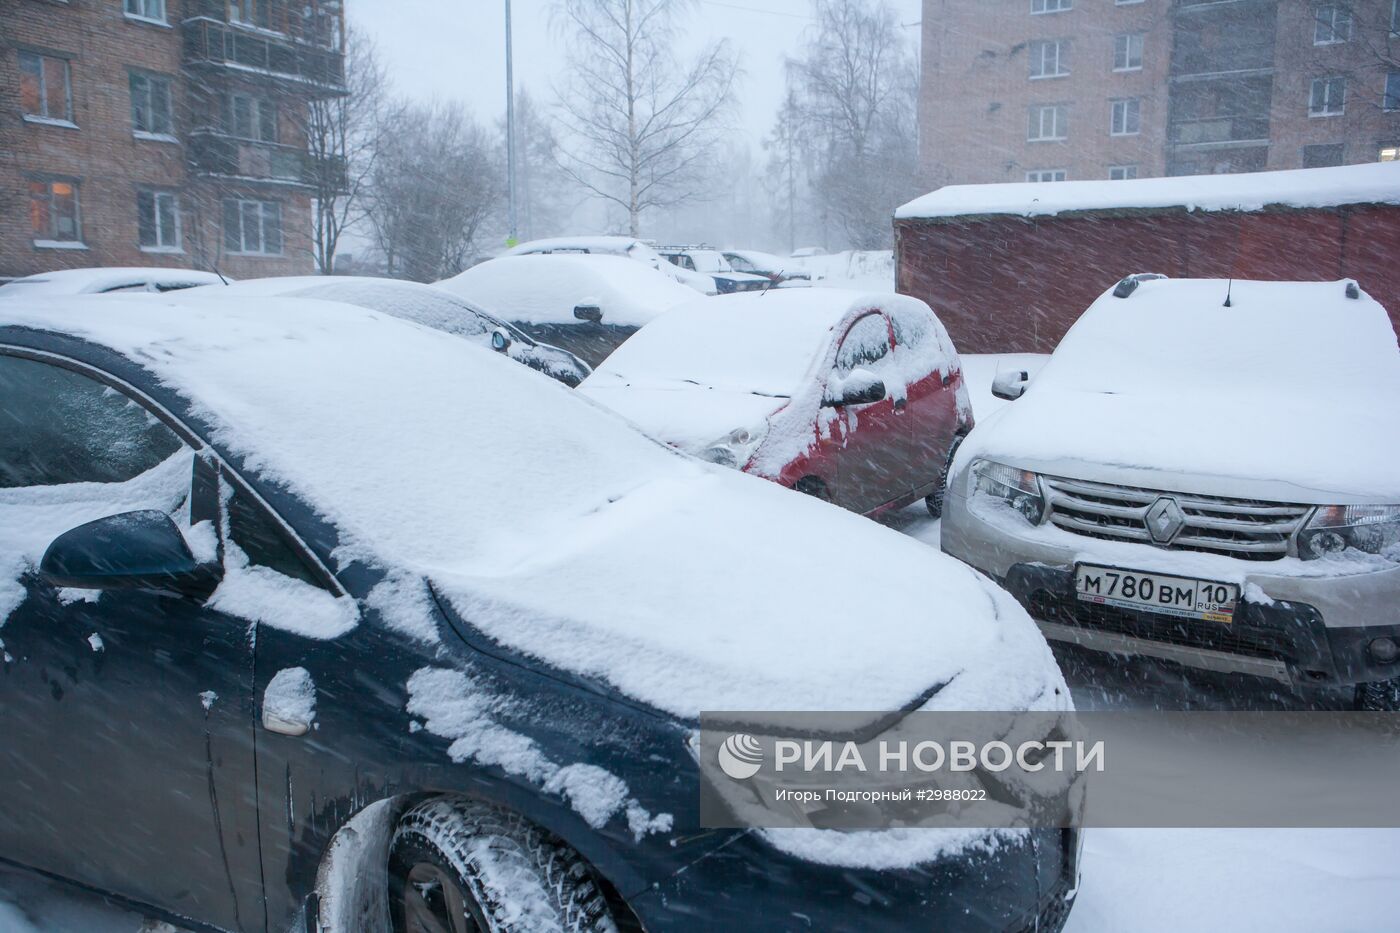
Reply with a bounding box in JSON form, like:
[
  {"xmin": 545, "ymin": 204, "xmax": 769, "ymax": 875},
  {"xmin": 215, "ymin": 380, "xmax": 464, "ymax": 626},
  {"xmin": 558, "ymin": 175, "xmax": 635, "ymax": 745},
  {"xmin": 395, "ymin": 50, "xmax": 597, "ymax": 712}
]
[
  {"xmin": 991, "ymin": 370, "xmax": 1030, "ymax": 401},
  {"xmin": 573, "ymin": 303, "xmax": 603, "ymax": 323},
  {"xmin": 40, "ymin": 510, "xmax": 221, "ymax": 601},
  {"xmin": 490, "ymin": 328, "xmax": 512, "ymax": 352},
  {"xmin": 823, "ymin": 368, "xmax": 887, "ymax": 407}
]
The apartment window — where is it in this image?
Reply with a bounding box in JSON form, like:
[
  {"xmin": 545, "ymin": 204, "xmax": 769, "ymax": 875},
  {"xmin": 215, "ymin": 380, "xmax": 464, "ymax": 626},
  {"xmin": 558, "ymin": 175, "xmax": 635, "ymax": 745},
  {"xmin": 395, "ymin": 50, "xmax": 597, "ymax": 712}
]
[
  {"xmin": 1310, "ymin": 76, "xmax": 1346, "ymax": 116},
  {"xmin": 1031, "ymin": 0, "xmax": 1072, "ymax": 13},
  {"xmin": 1026, "ymin": 170, "xmax": 1067, "ymax": 182},
  {"xmin": 223, "ymin": 92, "xmax": 277, "ymax": 142},
  {"xmin": 1114, "ymin": 34, "xmax": 1143, "ymax": 71},
  {"xmin": 1028, "ymin": 104, "xmax": 1068, "ymax": 141},
  {"xmin": 230, "ymin": 0, "xmax": 274, "ymax": 29},
  {"xmin": 1313, "ymin": 5, "xmax": 1351, "ymax": 45},
  {"xmin": 223, "ymin": 199, "xmax": 282, "ymax": 255},
  {"xmin": 1029, "ymin": 40, "xmax": 1069, "ymax": 79},
  {"xmin": 1302, "ymin": 143, "xmax": 1345, "ymax": 168},
  {"xmin": 1109, "ymin": 165, "xmax": 1139, "ymax": 180},
  {"xmin": 129, "ymin": 71, "xmax": 174, "ymax": 137},
  {"xmin": 18, "ymin": 50, "xmax": 73, "ymax": 124},
  {"xmin": 1386, "ymin": 73, "xmax": 1400, "ymax": 111},
  {"xmin": 138, "ymin": 190, "xmax": 181, "ymax": 251},
  {"xmin": 124, "ymin": 0, "xmax": 167, "ymax": 23},
  {"xmin": 29, "ymin": 179, "xmax": 82, "ymax": 245},
  {"xmin": 1111, "ymin": 98, "xmax": 1141, "ymax": 135},
  {"xmin": 1116, "ymin": 0, "xmax": 1145, "ymax": 5},
  {"xmin": 1381, "ymin": 145, "xmax": 1399, "ymax": 162},
  {"xmin": 1393, "ymin": 0, "xmax": 1399, "ymax": 34}
]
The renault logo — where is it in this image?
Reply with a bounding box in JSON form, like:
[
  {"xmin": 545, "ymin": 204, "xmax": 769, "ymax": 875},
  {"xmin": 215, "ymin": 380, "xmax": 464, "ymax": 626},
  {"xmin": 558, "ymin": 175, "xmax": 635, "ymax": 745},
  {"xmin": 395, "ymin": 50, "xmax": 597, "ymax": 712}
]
[{"xmin": 1145, "ymin": 497, "xmax": 1186, "ymax": 544}]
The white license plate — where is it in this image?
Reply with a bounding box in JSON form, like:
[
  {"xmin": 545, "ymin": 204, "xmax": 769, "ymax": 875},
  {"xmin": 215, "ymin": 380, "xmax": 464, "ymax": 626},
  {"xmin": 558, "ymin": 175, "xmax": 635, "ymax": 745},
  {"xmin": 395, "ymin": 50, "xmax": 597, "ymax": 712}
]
[{"xmin": 1074, "ymin": 564, "xmax": 1238, "ymax": 623}]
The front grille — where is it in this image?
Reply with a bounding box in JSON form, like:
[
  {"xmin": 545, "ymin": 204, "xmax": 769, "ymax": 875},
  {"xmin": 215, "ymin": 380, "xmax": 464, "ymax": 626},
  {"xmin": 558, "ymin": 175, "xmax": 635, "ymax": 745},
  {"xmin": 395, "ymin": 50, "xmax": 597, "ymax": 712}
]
[
  {"xmin": 1042, "ymin": 476, "xmax": 1311, "ymax": 561},
  {"xmin": 1029, "ymin": 591, "xmax": 1293, "ymax": 662}
]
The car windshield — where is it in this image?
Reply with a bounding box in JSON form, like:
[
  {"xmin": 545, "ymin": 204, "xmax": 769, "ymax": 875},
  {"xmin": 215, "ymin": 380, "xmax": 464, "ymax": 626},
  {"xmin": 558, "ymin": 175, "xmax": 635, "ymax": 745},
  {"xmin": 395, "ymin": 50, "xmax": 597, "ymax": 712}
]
[{"xmin": 684, "ymin": 250, "xmax": 732, "ymax": 273}]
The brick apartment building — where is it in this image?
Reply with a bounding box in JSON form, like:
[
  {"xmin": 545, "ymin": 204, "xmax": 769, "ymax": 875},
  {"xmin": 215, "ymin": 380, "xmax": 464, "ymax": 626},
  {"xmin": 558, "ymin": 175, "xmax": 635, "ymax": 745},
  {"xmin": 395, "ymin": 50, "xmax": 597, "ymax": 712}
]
[
  {"xmin": 0, "ymin": 0, "xmax": 346, "ymax": 282},
  {"xmin": 918, "ymin": 0, "xmax": 1400, "ymax": 186}
]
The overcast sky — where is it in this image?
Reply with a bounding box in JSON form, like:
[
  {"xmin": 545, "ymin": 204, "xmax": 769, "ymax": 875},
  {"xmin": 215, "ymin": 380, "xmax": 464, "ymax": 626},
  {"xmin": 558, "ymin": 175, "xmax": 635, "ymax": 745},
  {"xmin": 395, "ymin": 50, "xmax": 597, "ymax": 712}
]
[{"xmin": 349, "ymin": 0, "xmax": 923, "ymax": 149}]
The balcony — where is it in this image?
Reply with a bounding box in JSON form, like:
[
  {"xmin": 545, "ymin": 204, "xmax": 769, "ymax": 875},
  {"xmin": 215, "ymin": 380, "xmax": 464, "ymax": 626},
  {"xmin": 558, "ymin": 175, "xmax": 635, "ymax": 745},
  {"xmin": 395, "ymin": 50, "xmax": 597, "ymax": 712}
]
[
  {"xmin": 1169, "ymin": 116, "xmax": 1271, "ymax": 146},
  {"xmin": 182, "ymin": 16, "xmax": 346, "ymax": 95},
  {"xmin": 187, "ymin": 130, "xmax": 346, "ymax": 190}
]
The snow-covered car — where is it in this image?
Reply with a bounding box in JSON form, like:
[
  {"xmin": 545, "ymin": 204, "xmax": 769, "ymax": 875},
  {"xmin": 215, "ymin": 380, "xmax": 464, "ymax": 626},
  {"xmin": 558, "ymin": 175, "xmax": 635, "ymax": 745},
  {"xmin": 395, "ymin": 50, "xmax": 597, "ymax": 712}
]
[
  {"xmin": 657, "ymin": 246, "xmax": 770, "ymax": 294},
  {"xmin": 505, "ymin": 234, "xmax": 717, "ymax": 294},
  {"xmin": 722, "ymin": 248, "xmax": 812, "ymax": 286},
  {"xmin": 0, "ymin": 266, "xmax": 226, "ymax": 296},
  {"xmin": 941, "ymin": 275, "xmax": 1400, "ymax": 710},
  {"xmin": 580, "ymin": 289, "xmax": 974, "ymax": 516},
  {"xmin": 437, "ymin": 253, "xmax": 699, "ymax": 367},
  {"xmin": 0, "ymin": 295, "xmax": 1075, "ymax": 933},
  {"xmin": 189, "ymin": 275, "xmax": 591, "ymax": 386}
]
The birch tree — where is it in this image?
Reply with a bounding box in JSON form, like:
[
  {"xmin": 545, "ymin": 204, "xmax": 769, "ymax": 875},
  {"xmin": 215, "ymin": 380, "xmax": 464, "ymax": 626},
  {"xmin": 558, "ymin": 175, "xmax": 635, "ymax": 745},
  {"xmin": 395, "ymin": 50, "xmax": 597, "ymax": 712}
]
[{"xmin": 553, "ymin": 0, "xmax": 737, "ymax": 236}]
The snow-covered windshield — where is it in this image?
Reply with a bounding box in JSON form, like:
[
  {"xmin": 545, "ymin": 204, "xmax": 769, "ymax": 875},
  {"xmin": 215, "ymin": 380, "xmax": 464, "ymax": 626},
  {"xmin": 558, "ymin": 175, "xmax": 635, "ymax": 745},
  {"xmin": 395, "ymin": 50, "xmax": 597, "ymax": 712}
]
[
  {"xmin": 1037, "ymin": 279, "xmax": 1400, "ymax": 403},
  {"xmin": 683, "ymin": 250, "xmax": 733, "ymax": 273}
]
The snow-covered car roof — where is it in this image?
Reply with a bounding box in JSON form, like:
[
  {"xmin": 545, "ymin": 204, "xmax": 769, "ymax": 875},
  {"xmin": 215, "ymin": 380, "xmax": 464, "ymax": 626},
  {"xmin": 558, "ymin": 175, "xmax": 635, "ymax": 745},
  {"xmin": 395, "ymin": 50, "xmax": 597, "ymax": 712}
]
[
  {"xmin": 0, "ymin": 295, "xmax": 1058, "ymax": 721},
  {"xmin": 436, "ymin": 254, "xmax": 699, "ymax": 327},
  {"xmin": 962, "ymin": 277, "xmax": 1400, "ymax": 502},
  {"xmin": 723, "ymin": 249, "xmax": 790, "ymax": 271},
  {"xmin": 505, "ymin": 235, "xmax": 653, "ymax": 258},
  {"xmin": 0, "ymin": 267, "xmax": 227, "ymax": 296},
  {"xmin": 896, "ymin": 161, "xmax": 1400, "ymax": 221},
  {"xmin": 185, "ymin": 275, "xmax": 533, "ymax": 343},
  {"xmin": 590, "ymin": 289, "xmax": 933, "ymax": 397}
]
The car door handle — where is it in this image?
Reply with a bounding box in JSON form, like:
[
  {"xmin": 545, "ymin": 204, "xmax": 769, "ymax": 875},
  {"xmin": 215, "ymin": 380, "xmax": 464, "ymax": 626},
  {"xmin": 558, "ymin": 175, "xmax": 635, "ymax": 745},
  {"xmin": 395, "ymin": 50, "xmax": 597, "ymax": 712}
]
[{"xmin": 262, "ymin": 710, "xmax": 310, "ymax": 737}]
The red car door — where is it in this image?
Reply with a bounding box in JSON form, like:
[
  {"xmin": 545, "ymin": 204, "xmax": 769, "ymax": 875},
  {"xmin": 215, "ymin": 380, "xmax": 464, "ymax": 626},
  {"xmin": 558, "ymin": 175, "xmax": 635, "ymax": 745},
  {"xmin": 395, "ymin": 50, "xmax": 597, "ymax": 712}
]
[
  {"xmin": 824, "ymin": 312, "xmax": 910, "ymax": 513},
  {"xmin": 890, "ymin": 303, "xmax": 964, "ymax": 497}
]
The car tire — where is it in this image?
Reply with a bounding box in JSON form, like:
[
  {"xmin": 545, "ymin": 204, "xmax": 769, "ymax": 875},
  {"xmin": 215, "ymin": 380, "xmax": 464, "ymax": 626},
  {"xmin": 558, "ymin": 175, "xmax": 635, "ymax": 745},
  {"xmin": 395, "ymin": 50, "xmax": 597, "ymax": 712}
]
[
  {"xmin": 1354, "ymin": 677, "xmax": 1400, "ymax": 712},
  {"xmin": 388, "ymin": 798, "xmax": 618, "ymax": 933},
  {"xmin": 925, "ymin": 434, "xmax": 967, "ymax": 519}
]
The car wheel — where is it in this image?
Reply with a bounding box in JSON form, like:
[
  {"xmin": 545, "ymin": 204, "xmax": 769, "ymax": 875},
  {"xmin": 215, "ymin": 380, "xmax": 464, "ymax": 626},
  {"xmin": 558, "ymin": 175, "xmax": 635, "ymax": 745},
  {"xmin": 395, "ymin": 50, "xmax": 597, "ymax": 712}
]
[
  {"xmin": 925, "ymin": 434, "xmax": 967, "ymax": 519},
  {"xmin": 389, "ymin": 798, "xmax": 618, "ymax": 933},
  {"xmin": 1354, "ymin": 677, "xmax": 1400, "ymax": 711}
]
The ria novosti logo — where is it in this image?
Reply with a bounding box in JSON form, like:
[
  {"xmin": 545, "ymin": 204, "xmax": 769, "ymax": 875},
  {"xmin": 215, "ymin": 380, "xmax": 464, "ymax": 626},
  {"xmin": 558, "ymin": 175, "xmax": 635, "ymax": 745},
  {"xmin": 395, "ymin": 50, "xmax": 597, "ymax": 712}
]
[{"xmin": 717, "ymin": 733, "xmax": 764, "ymax": 779}]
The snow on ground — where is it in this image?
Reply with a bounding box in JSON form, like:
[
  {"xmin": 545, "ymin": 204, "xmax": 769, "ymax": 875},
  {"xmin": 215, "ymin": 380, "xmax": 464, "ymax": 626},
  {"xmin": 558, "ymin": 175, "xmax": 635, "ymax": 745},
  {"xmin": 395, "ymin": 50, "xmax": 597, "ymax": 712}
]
[{"xmin": 791, "ymin": 249, "xmax": 894, "ymax": 291}]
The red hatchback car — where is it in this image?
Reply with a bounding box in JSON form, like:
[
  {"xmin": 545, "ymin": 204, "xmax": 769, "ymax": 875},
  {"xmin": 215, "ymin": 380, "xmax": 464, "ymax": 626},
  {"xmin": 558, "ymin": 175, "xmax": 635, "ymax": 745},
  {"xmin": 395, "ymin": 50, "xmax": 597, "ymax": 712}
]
[{"xmin": 579, "ymin": 289, "xmax": 974, "ymax": 516}]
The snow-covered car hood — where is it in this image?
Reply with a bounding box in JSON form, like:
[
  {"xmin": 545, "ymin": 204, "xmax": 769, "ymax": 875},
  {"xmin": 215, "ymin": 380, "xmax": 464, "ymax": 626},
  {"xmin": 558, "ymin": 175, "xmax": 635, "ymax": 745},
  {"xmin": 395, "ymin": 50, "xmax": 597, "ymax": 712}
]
[
  {"xmin": 577, "ymin": 381, "xmax": 782, "ymax": 455},
  {"xmin": 961, "ymin": 279, "xmax": 1400, "ymax": 503},
  {"xmin": 0, "ymin": 296, "xmax": 1062, "ymax": 723}
]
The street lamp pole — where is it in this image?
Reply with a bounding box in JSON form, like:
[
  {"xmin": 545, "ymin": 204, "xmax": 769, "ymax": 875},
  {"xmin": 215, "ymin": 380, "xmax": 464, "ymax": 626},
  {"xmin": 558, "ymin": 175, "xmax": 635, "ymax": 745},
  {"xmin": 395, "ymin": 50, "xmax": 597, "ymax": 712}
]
[{"xmin": 505, "ymin": 0, "xmax": 519, "ymax": 245}]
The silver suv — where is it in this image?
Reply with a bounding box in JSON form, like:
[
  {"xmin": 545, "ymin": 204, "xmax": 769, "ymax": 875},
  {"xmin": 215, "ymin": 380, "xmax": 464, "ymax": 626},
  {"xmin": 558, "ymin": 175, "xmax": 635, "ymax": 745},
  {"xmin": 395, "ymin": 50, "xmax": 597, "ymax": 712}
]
[{"xmin": 941, "ymin": 276, "xmax": 1400, "ymax": 709}]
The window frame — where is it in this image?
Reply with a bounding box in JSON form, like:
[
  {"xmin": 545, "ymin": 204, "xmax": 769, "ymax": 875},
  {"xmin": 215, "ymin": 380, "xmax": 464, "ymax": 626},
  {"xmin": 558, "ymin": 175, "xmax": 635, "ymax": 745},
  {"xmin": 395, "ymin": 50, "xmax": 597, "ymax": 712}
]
[
  {"xmin": 1030, "ymin": 0, "xmax": 1072, "ymax": 14},
  {"xmin": 28, "ymin": 176, "xmax": 84, "ymax": 248},
  {"xmin": 18, "ymin": 49, "xmax": 75, "ymax": 126},
  {"xmin": 1028, "ymin": 103, "xmax": 1068, "ymax": 141},
  {"xmin": 1029, "ymin": 39, "xmax": 1069, "ymax": 80},
  {"xmin": 222, "ymin": 198, "xmax": 284, "ymax": 256},
  {"xmin": 1385, "ymin": 73, "xmax": 1400, "ymax": 112},
  {"xmin": 1309, "ymin": 75, "xmax": 1346, "ymax": 116},
  {"xmin": 1113, "ymin": 33, "xmax": 1144, "ymax": 72},
  {"xmin": 1110, "ymin": 98, "xmax": 1142, "ymax": 136},
  {"xmin": 833, "ymin": 312, "xmax": 894, "ymax": 378},
  {"xmin": 0, "ymin": 344, "xmax": 349, "ymax": 599},
  {"xmin": 129, "ymin": 69, "xmax": 176, "ymax": 139},
  {"xmin": 1026, "ymin": 169, "xmax": 1067, "ymax": 183},
  {"xmin": 1312, "ymin": 4, "xmax": 1352, "ymax": 45},
  {"xmin": 222, "ymin": 91, "xmax": 278, "ymax": 142},
  {"xmin": 123, "ymin": 0, "xmax": 168, "ymax": 25},
  {"xmin": 138, "ymin": 189, "xmax": 182, "ymax": 253},
  {"xmin": 1109, "ymin": 165, "xmax": 1139, "ymax": 180}
]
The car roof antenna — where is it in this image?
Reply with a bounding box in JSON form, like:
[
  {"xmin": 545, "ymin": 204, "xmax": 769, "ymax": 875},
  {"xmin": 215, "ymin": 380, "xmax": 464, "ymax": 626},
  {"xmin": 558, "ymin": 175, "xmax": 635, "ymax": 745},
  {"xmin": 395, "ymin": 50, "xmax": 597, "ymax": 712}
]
[{"xmin": 1223, "ymin": 278, "xmax": 1233, "ymax": 308}]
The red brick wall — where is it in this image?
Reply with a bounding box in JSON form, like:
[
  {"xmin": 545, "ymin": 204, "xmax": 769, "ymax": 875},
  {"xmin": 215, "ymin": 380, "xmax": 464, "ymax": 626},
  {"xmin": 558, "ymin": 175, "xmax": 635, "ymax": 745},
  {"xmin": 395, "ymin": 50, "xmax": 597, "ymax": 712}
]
[{"xmin": 896, "ymin": 204, "xmax": 1400, "ymax": 354}]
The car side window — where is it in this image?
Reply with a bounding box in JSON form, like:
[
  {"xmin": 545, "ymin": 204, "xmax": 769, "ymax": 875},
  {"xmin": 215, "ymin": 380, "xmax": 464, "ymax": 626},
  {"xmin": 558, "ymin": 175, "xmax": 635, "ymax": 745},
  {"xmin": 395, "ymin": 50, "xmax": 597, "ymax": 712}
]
[
  {"xmin": 834, "ymin": 313, "xmax": 893, "ymax": 377},
  {"xmin": 0, "ymin": 354, "xmax": 183, "ymax": 488},
  {"xmin": 727, "ymin": 255, "xmax": 755, "ymax": 273},
  {"xmin": 225, "ymin": 484, "xmax": 329, "ymax": 591}
]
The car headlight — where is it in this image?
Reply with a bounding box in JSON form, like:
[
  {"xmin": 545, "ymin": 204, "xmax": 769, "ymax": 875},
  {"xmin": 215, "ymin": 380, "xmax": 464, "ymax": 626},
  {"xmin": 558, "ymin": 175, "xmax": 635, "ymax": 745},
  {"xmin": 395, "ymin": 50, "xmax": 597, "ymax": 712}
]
[
  {"xmin": 970, "ymin": 459, "xmax": 1046, "ymax": 525},
  {"xmin": 1298, "ymin": 505, "xmax": 1400, "ymax": 561},
  {"xmin": 699, "ymin": 425, "xmax": 766, "ymax": 469}
]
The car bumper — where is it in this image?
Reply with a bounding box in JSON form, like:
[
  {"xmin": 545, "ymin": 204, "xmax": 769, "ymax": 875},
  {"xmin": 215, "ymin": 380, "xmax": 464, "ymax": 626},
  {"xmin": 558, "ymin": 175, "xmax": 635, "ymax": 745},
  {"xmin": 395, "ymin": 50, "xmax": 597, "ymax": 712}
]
[
  {"xmin": 629, "ymin": 828, "xmax": 1079, "ymax": 933},
  {"xmin": 941, "ymin": 490, "xmax": 1400, "ymax": 686}
]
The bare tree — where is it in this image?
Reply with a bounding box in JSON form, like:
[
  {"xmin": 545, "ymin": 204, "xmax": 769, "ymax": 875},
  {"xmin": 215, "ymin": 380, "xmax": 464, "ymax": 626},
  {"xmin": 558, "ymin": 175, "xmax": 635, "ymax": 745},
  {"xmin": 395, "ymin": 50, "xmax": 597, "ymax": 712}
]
[
  {"xmin": 365, "ymin": 102, "xmax": 504, "ymax": 282},
  {"xmin": 784, "ymin": 0, "xmax": 919, "ymax": 249},
  {"xmin": 553, "ymin": 0, "xmax": 738, "ymax": 236},
  {"xmin": 298, "ymin": 29, "xmax": 389, "ymax": 274},
  {"xmin": 500, "ymin": 89, "xmax": 572, "ymax": 241}
]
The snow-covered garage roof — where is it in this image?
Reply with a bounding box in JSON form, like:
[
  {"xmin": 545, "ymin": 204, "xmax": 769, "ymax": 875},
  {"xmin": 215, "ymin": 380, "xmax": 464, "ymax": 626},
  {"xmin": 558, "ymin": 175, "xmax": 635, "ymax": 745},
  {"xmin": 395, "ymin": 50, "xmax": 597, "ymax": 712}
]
[{"xmin": 895, "ymin": 161, "xmax": 1400, "ymax": 221}]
